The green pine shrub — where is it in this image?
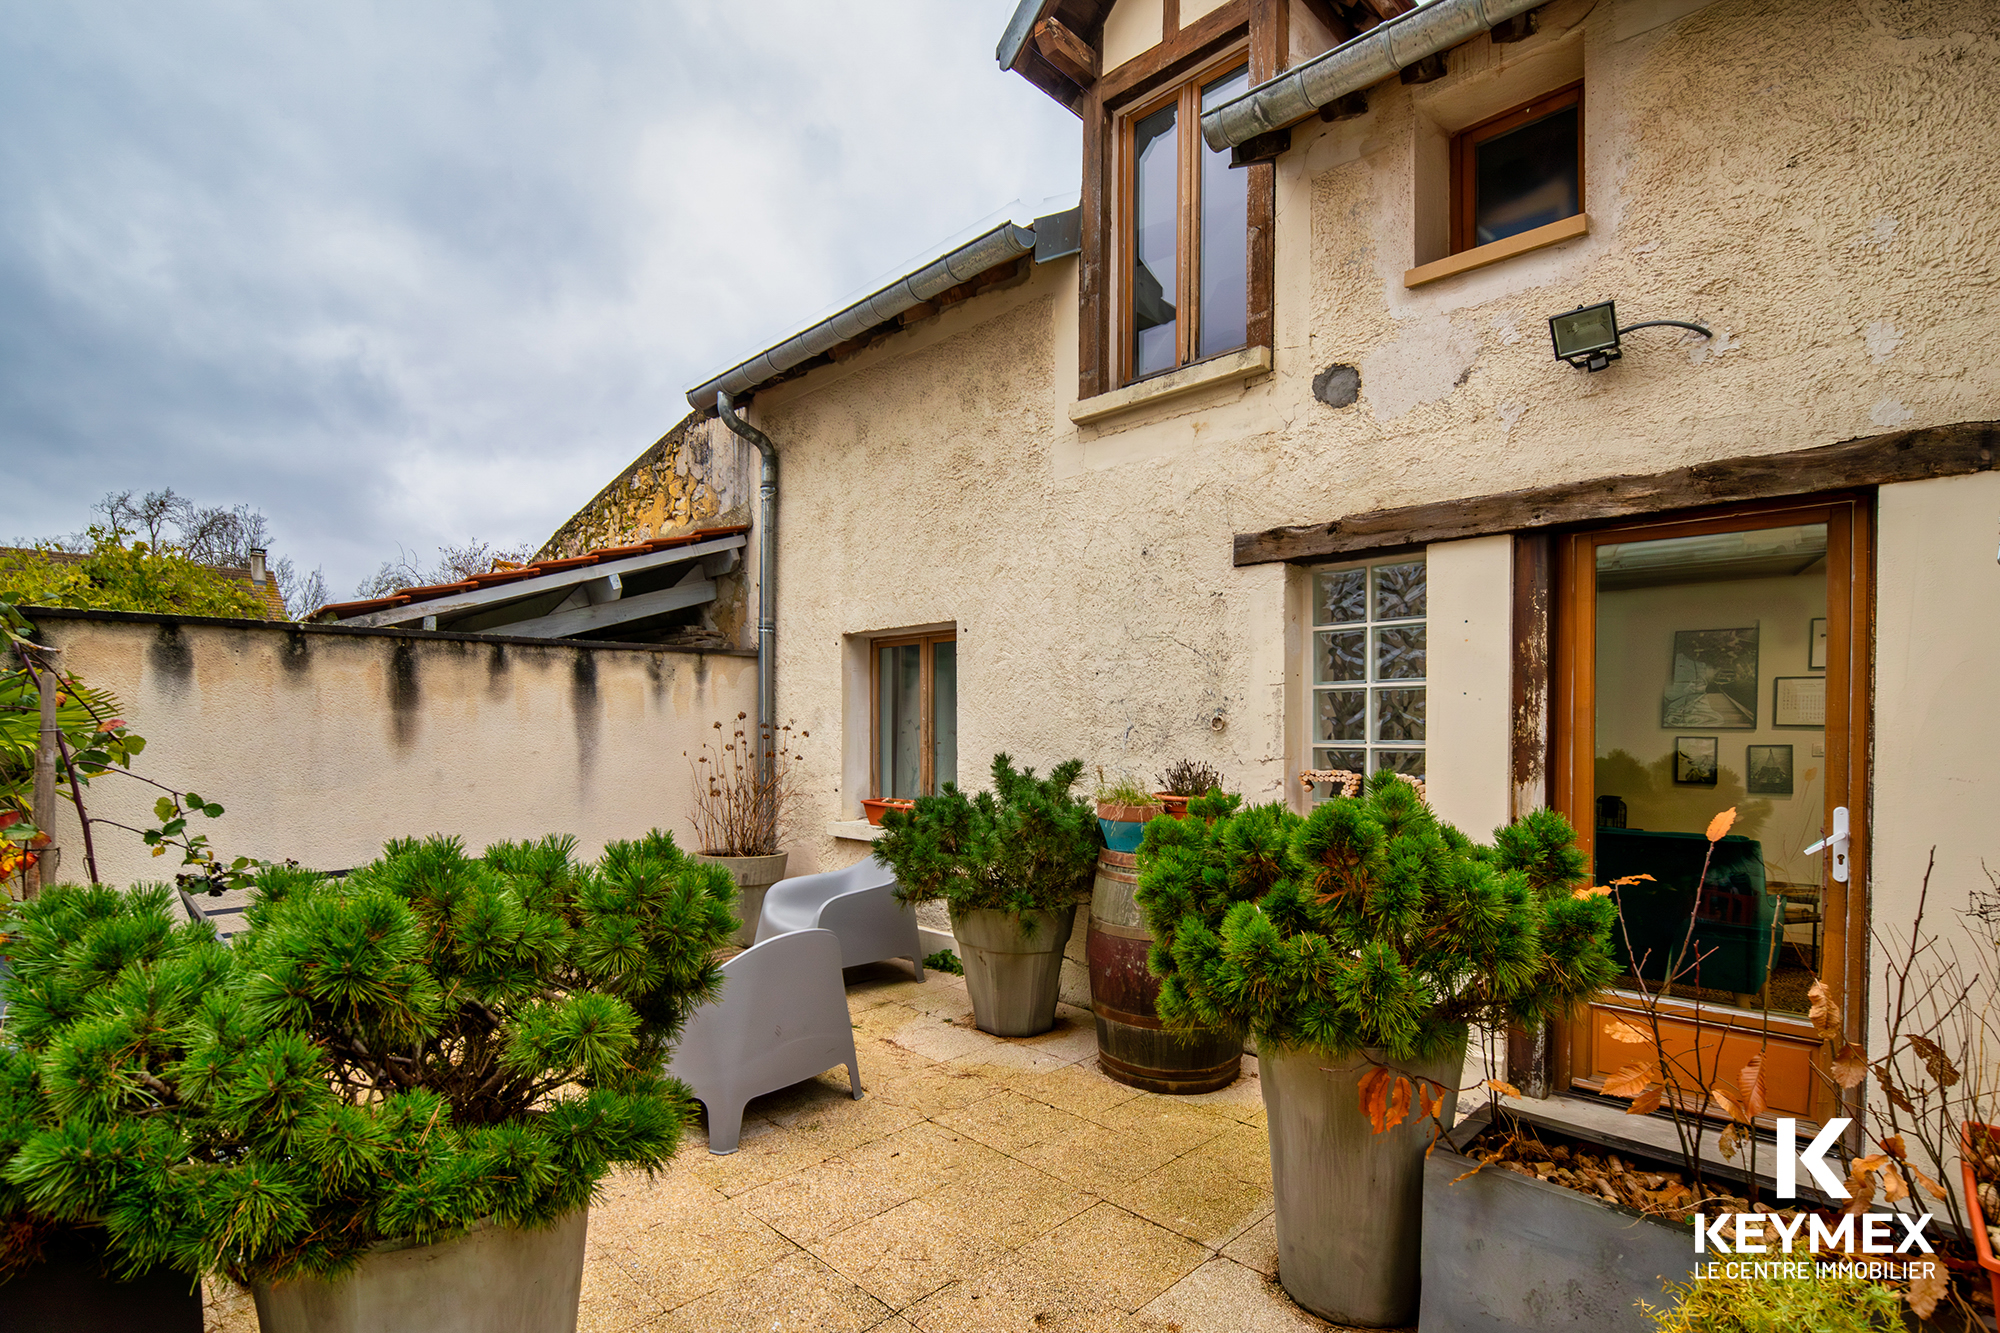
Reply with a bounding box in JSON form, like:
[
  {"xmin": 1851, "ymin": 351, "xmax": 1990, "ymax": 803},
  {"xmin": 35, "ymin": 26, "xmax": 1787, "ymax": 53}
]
[
  {"xmin": 0, "ymin": 830, "xmax": 736, "ymax": 1286},
  {"xmin": 876, "ymin": 753, "xmax": 1098, "ymax": 916},
  {"xmin": 1134, "ymin": 776, "xmax": 1617, "ymax": 1061}
]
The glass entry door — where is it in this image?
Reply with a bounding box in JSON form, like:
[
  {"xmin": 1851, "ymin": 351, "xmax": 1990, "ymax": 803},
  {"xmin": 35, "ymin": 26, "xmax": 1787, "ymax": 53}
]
[{"xmin": 1554, "ymin": 499, "xmax": 1870, "ymax": 1123}]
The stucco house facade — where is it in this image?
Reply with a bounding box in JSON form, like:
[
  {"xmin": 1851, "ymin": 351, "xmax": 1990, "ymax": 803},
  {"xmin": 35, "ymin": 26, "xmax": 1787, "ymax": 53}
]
[{"xmin": 546, "ymin": 0, "xmax": 1998, "ymax": 1128}]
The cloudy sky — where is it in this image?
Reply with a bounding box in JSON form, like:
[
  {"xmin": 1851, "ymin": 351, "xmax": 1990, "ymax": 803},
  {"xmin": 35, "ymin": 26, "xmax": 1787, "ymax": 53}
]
[{"xmin": 1, "ymin": 1, "xmax": 1079, "ymax": 596}]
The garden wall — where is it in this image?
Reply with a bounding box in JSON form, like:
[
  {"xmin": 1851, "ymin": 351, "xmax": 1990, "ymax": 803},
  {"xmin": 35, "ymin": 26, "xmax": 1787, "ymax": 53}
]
[{"xmin": 25, "ymin": 609, "xmax": 758, "ymax": 888}]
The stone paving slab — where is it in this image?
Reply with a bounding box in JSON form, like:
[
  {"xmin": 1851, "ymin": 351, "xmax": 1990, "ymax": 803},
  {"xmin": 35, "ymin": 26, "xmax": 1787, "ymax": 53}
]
[{"xmin": 202, "ymin": 962, "xmax": 1394, "ymax": 1332}]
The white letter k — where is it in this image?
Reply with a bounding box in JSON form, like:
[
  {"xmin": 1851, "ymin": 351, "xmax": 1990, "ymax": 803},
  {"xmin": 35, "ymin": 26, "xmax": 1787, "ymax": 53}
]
[{"xmin": 1778, "ymin": 1118, "xmax": 1850, "ymax": 1199}]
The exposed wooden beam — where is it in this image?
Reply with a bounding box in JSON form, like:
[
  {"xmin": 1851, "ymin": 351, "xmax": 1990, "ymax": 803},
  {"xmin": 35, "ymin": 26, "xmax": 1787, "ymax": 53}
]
[
  {"xmin": 333, "ymin": 533, "xmax": 745, "ymax": 628},
  {"xmin": 1358, "ymin": 0, "xmax": 1414, "ymax": 20},
  {"xmin": 1099, "ymin": 0, "xmax": 1248, "ymax": 104},
  {"xmin": 1399, "ymin": 51, "xmax": 1448, "ymax": 83},
  {"xmin": 500, "ymin": 579, "xmax": 717, "ymax": 641},
  {"xmin": 1318, "ymin": 91, "xmax": 1369, "ymax": 121},
  {"xmin": 1232, "ymin": 422, "xmax": 2000, "ymax": 566},
  {"xmin": 1491, "ymin": 9, "xmax": 1539, "ymax": 42},
  {"xmin": 1295, "ymin": 0, "xmax": 1358, "ymax": 45},
  {"xmin": 1033, "ymin": 17, "xmax": 1099, "ymax": 86}
]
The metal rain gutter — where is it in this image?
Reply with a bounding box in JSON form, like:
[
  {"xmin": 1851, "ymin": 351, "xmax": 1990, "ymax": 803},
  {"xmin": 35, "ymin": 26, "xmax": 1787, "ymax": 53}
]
[
  {"xmin": 685, "ymin": 220, "xmax": 1037, "ymax": 413},
  {"xmin": 716, "ymin": 391, "xmax": 779, "ymax": 770},
  {"xmin": 1200, "ymin": 0, "xmax": 1543, "ymax": 151},
  {"xmin": 996, "ymin": 0, "xmax": 1054, "ymax": 72}
]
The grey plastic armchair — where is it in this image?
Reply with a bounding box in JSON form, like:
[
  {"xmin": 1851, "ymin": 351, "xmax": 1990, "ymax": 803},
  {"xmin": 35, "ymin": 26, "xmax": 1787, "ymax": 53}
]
[
  {"xmin": 753, "ymin": 853, "xmax": 926, "ymax": 979},
  {"xmin": 665, "ymin": 927, "xmax": 861, "ymax": 1154}
]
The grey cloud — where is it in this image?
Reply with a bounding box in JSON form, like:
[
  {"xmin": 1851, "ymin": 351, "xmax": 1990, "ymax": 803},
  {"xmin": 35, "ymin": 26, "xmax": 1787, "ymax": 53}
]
[{"xmin": 0, "ymin": 0, "xmax": 1079, "ymax": 594}]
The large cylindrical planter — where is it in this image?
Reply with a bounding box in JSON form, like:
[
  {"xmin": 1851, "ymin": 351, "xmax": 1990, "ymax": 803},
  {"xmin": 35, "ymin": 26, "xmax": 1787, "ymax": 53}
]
[
  {"xmin": 1088, "ymin": 848, "xmax": 1240, "ymax": 1094},
  {"xmin": 1262, "ymin": 1042, "xmax": 1464, "ymax": 1327},
  {"xmin": 951, "ymin": 903, "xmax": 1076, "ymax": 1037},
  {"xmin": 253, "ymin": 1208, "xmax": 589, "ymax": 1333},
  {"xmin": 692, "ymin": 852, "xmax": 789, "ymax": 947}
]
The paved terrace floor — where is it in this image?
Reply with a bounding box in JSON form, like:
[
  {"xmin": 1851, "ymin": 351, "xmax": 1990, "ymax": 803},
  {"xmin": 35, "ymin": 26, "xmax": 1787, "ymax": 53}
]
[{"xmin": 207, "ymin": 963, "xmax": 1382, "ymax": 1332}]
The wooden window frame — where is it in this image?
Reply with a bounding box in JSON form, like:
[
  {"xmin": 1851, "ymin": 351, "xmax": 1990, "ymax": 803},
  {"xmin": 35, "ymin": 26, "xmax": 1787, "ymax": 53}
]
[
  {"xmin": 1114, "ymin": 48, "xmax": 1253, "ymax": 386},
  {"xmin": 1077, "ymin": 0, "xmax": 1275, "ymax": 401},
  {"xmin": 1449, "ymin": 80, "xmax": 1584, "ymax": 256},
  {"xmin": 868, "ymin": 631, "xmax": 957, "ymax": 799},
  {"xmin": 1545, "ymin": 494, "xmax": 1874, "ymax": 1128}
]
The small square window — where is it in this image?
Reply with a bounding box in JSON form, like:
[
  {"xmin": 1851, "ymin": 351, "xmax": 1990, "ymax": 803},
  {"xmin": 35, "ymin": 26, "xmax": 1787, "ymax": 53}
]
[{"xmin": 1451, "ymin": 83, "xmax": 1583, "ymax": 255}]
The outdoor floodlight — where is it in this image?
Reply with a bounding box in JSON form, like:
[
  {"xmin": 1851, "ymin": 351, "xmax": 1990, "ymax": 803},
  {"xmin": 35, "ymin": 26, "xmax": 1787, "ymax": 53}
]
[{"xmin": 1549, "ymin": 300, "xmax": 1712, "ymax": 372}]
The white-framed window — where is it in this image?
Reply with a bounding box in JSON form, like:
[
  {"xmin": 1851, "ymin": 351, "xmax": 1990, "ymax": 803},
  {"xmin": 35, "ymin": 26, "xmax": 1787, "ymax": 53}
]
[{"xmin": 1307, "ymin": 557, "xmax": 1427, "ymax": 796}]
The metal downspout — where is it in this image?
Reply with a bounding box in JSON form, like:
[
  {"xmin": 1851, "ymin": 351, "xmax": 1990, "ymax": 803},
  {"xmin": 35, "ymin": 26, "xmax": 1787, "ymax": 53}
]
[{"xmin": 717, "ymin": 391, "xmax": 778, "ymax": 773}]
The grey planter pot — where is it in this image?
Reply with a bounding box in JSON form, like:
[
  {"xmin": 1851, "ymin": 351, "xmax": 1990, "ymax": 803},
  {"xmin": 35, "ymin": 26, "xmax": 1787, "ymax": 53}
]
[
  {"xmin": 1420, "ymin": 1106, "xmax": 1694, "ymax": 1333},
  {"xmin": 1261, "ymin": 1041, "xmax": 1463, "ymax": 1327},
  {"xmin": 253, "ymin": 1208, "xmax": 588, "ymax": 1333},
  {"xmin": 951, "ymin": 903, "xmax": 1076, "ymax": 1037},
  {"xmin": 692, "ymin": 852, "xmax": 789, "ymax": 947}
]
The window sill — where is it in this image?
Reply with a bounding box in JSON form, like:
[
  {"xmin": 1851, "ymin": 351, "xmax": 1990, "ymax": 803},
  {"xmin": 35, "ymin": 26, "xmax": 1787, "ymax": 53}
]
[
  {"xmin": 828, "ymin": 818, "xmax": 886, "ymax": 843},
  {"xmin": 1068, "ymin": 345, "xmax": 1273, "ymax": 426},
  {"xmin": 1403, "ymin": 213, "xmax": 1590, "ymax": 289}
]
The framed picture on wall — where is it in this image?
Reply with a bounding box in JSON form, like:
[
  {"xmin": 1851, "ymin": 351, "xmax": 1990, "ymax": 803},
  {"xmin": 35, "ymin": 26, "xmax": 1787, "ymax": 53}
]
[
  {"xmin": 1674, "ymin": 736, "xmax": 1719, "ymax": 786},
  {"xmin": 1774, "ymin": 676, "xmax": 1827, "ymax": 728},
  {"xmin": 1747, "ymin": 744, "xmax": 1794, "ymax": 795},
  {"xmin": 1661, "ymin": 627, "xmax": 1759, "ymax": 729},
  {"xmin": 1809, "ymin": 617, "xmax": 1828, "ymax": 670}
]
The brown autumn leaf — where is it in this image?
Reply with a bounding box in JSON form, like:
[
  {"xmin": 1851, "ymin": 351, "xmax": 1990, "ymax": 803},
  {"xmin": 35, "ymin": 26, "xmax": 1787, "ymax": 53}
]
[
  {"xmin": 1358, "ymin": 1067, "xmax": 1391, "ymax": 1134},
  {"xmin": 1718, "ymin": 1123, "xmax": 1741, "ymax": 1161},
  {"xmin": 1881, "ymin": 1163, "xmax": 1910, "ymax": 1203},
  {"xmin": 1571, "ymin": 884, "xmax": 1611, "ymax": 900},
  {"xmin": 1851, "ymin": 1152, "xmax": 1890, "ymax": 1177},
  {"xmin": 1705, "ymin": 807, "xmax": 1738, "ymax": 843},
  {"xmin": 1418, "ymin": 1080, "xmax": 1440, "ymax": 1123},
  {"xmin": 1881, "ymin": 1133, "xmax": 1907, "ymax": 1161},
  {"xmin": 1906, "ymin": 1256, "xmax": 1947, "ymax": 1320},
  {"xmin": 1485, "ymin": 1078, "xmax": 1523, "ymax": 1099},
  {"xmin": 1626, "ymin": 1086, "xmax": 1664, "ymax": 1116},
  {"xmin": 1710, "ymin": 1087, "xmax": 1743, "ymax": 1123},
  {"xmin": 1603, "ymin": 1061, "xmax": 1660, "ymax": 1098},
  {"xmin": 1740, "ymin": 1054, "xmax": 1768, "ymax": 1120},
  {"xmin": 1385, "ymin": 1077, "xmax": 1412, "ymax": 1131},
  {"xmin": 1602, "ymin": 1016, "xmax": 1653, "ymax": 1045},
  {"xmin": 1807, "ymin": 979, "xmax": 1840, "ymax": 1041},
  {"xmin": 1906, "ymin": 1034, "xmax": 1962, "ymax": 1088},
  {"xmin": 1910, "ymin": 1165, "xmax": 1949, "ymax": 1200},
  {"xmin": 1842, "ymin": 1168, "xmax": 1878, "ymax": 1217},
  {"xmin": 1832, "ymin": 1042, "xmax": 1869, "ymax": 1090},
  {"xmin": 1608, "ymin": 874, "xmax": 1656, "ymax": 886}
]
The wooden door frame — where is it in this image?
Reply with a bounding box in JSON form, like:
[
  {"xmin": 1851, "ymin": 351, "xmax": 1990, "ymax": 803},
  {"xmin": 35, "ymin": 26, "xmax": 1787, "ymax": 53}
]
[{"xmin": 1545, "ymin": 493, "xmax": 1874, "ymax": 1123}]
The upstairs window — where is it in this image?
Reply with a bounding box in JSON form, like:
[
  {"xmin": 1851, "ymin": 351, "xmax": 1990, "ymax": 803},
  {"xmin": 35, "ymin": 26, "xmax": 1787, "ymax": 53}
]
[
  {"xmin": 873, "ymin": 632, "xmax": 956, "ymax": 799},
  {"xmin": 1451, "ymin": 82, "xmax": 1583, "ymax": 253},
  {"xmin": 1124, "ymin": 58, "xmax": 1251, "ymax": 382}
]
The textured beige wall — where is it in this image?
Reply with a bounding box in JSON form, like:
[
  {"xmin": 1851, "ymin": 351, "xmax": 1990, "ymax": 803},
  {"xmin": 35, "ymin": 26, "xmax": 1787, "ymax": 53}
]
[
  {"xmin": 726, "ymin": 0, "xmax": 1996, "ymax": 889},
  {"xmin": 1424, "ymin": 536, "xmax": 1514, "ymax": 843},
  {"xmin": 30, "ymin": 613, "xmax": 755, "ymax": 888},
  {"xmin": 1871, "ymin": 472, "xmax": 2000, "ymax": 1050}
]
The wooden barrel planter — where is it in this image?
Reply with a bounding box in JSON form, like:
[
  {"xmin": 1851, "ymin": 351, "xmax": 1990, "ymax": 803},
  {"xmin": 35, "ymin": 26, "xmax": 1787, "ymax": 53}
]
[{"xmin": 1088, "ymin": 845, "xmax": 1242, "ymax": 1094}]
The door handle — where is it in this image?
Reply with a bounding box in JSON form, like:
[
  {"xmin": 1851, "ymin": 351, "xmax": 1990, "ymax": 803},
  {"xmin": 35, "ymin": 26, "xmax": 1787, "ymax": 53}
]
[{"xmin": 1803, "ymin": 806, "xmax": 1851, "ymax": 884}]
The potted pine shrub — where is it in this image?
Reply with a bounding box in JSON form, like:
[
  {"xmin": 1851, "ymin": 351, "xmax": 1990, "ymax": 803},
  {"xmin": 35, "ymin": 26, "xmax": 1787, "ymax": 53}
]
[
  {"xmin": 686, "ymin": 713, "xmax": 804, "ymax": 944},
  {"xmin": 0, "ymin": 884, "xmax": 211, "ymax": 1332},
  {"xmin": 1136, "ymin": 778, "xmax": 1617, "ymax": 1326},
  {"xmin": 876, "ymin": 754, "xmax": 1097, "ymax": 1037},
  {"xmin": 1, "ymin": 830, "xmax": 735, "ymax": 1333}
]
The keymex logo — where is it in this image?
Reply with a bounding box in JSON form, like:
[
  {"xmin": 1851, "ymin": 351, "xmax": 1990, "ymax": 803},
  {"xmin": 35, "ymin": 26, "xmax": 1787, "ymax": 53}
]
[{"xmin": 1690, "ymin": 1117, "xmax": 1934, "ymax": 1282}]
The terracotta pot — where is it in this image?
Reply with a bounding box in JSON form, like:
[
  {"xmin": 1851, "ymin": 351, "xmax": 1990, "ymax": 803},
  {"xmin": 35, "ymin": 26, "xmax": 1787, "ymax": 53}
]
[
  {"xmin": 860, "ymin": 797, "xmax": 914, "ymax": 827},
  {"xmin": 1153, "ymin": 793, "xmax": 1191, "ymax": 817},
  {"xmin": 1963, "ymin": 1123, "xmax": 2000, "ymax": 1311},
  {"xmin": 691, "ymin": 852, "xmax": 790, "ymax": 946}
]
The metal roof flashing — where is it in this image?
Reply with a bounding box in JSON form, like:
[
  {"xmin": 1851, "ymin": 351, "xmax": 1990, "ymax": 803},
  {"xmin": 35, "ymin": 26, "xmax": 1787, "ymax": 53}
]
[{"xmin": 684, "ymin": 204, "xmax": 1080, "ymax": 413}]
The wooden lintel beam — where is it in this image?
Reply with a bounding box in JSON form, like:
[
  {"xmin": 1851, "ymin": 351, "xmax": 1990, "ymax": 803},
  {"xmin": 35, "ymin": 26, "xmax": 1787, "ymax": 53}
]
[
  {"xmin": 1034, "ymin": 17, "xmax": 1099, "ymax": 86},
  {"xmin": 1098, "ymin": 0, "xmax": 1248, "ymax": 104},
  {"xmin": 1230, "ymin": 126, "xmax": 1291, "ymax": 167},
  {"xmin": 1231, "ymin": 422, "xmax": 2000, "ymax": 566}
]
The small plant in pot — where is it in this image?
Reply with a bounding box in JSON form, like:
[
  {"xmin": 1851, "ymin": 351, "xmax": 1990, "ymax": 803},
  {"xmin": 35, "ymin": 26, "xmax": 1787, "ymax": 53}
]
[
  {"xmin": 1152, "ymin": 759, "xmax": 1223, "ymax": 818},
  {"xmin": 1, "ymin": 831, "xmax": 735, "ymax": 1333},
  {"xmin": 1136, "ymin": 777, "xmax": 1617, "ymax": 1326},
  {"xmin": 876, "ymin": 754, "xmax": 1097, "ymax": 1038},
  {"xmin": 1093, "ymin": 771, "xmax": 1162, "ymax": 853},
  {"xmin": 686, "ymin": 712, "xmax": 805, "ymax": 944}
]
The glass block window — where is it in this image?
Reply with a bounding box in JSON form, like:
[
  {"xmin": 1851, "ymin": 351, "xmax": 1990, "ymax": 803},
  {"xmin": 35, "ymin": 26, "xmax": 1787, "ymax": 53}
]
[{"xmin": 1309, "ymin": 558, "xmax": 1426, "ymax": 797}]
